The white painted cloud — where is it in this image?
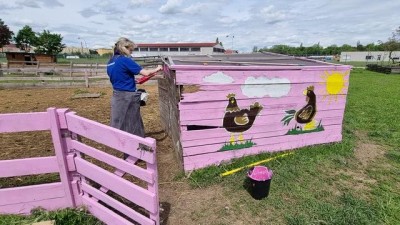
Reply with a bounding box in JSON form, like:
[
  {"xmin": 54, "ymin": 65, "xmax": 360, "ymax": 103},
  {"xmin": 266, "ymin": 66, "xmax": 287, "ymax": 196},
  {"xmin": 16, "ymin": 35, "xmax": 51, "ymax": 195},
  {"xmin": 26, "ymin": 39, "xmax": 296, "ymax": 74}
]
[
  {"xmin": 203, "ymin": 72, "xmax": 234, "ymax": 84},
  {"xmin": 241, "ymin": 76, "xmax": 291, "ymax": 98}
]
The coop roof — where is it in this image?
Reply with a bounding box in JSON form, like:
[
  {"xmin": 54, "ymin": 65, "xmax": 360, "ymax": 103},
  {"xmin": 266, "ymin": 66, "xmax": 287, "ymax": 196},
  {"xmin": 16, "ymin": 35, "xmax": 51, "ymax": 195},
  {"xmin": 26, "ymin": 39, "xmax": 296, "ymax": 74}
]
[{"xmin": 167, "ymin": 52, "xmax": 348, "ymax": 69}]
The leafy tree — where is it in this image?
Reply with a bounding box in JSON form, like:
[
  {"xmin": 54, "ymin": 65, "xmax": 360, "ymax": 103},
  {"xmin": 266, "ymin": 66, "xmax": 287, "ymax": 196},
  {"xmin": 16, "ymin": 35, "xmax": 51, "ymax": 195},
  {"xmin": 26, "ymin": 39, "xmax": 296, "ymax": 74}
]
[
  {"xmin": 0, "ymin": 19, "xmax": 14, "ymax": 48},
  {"xmin": 381, "ymin": 26, "xmax": 400, "ymax": 63},
  {"xmin": 14, "ymin": 25, "xmax": 37, "ymax": 51},
  {"xmin": 35, "ymin": 30, "xmax": 65, "ymax": 55}
]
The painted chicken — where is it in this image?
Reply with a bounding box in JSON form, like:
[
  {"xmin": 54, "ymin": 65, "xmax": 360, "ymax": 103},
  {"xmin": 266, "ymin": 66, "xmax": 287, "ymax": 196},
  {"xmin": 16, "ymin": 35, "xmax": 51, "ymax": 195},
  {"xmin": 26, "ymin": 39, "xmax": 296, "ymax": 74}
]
[
  {"xmin": 223, "ymin": 93, "xmax": 263, "ymax": 143},
  {"xmin": 281, "ymin": 86, "xmax": 317, "ymax": 130}
]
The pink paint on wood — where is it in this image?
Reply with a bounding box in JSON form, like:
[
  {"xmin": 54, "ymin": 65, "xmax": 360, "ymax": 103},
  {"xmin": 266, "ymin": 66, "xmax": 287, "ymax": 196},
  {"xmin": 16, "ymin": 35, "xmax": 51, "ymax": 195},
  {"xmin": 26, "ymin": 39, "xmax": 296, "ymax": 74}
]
[
  {"xmin": 0, "ymin": 156, "xmax": 58, "ymax": 178},
  {"xmin": 81, "ymin": 183, "xmax": 155, "ymax": 225},
  {"xmin": 180, "ymin": 109, "xmax": 344, "ymax": 127},
  {"xmin": 179, "ymin": 103, "xmax": 345, "ymax": 122},
  {"xmin": 183, "ymin": 134, "xmax": 342, "ymax": 171},
  {"xmin": 71, "ymin": 140, "xmax": 154, "ymax": 183},
  {"xmin": 179, "ymin": 95, "xmax": 347, "ymax": 110},
  {"xmin": 65, "ymin": 112, "xmax": 156, "ymax": 164},
  {"xmin": 0, "ymin": 197, "xmax": 70, "ymax": 215},
  {"xmin": 48, "ymin": 108, "xmax": 75, "ymax": 208},
  {"xmin": 145, "ymin": 140, "xmax": 159, "ymax": 225},
  {"xmin": 98, "ymin": 155, "xmax": 139, "ymax": 195},
  {"xmin": 0, "ymin": 182, "xmax": 65, "ymax": 207},
  {"xmin": 74, "ymin": 157, "xmax": 157, "ymax": 213},
  {"xmin": 0, "ymin": 112, "xmax": 50, "ymax": 133},
  {"xmin": 183, "ymin": 125, "xmax": 343, "ymax": 156},
  {"xmin": 181, "ymin": 116, "xmax": 343, "ymax": 141},
  {"xmin": 183, "ymin": 124, "xmax": 343, "ymax": 150},
  {"xmin": 81, "ymin": 196, "xmax": 137, "ymax": 225},
  {"xmin": 175, "ymin": 69, "xmax": 350, "ymax": 85},
  {"xmin": 181, "ymin": 86, "xmax": 347, "ymax": 103},
  {"xmin": 171, "ymin": 65, "xmax": 350, "ymax": 75}
]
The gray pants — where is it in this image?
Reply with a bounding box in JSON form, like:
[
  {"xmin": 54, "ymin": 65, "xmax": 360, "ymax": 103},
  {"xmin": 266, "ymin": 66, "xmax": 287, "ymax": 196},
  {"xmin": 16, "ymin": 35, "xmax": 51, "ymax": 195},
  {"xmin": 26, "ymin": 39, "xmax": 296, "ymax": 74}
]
[{"xmin": 111, "ymin": 90, "xmax": 145, "ymax": 138}]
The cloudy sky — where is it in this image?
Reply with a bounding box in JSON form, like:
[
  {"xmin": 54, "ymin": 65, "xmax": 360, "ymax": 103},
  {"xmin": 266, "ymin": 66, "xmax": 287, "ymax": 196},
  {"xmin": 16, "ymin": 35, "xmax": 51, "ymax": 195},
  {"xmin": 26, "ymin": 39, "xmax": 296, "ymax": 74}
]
[{"xmin": 1, "ymin": 0, "xmax": 399, "ymax": 52}]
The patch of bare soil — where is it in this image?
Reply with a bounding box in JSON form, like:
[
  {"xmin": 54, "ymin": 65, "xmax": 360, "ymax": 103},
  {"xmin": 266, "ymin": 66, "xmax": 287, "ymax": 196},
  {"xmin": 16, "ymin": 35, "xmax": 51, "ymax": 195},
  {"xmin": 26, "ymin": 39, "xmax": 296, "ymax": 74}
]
[
  {"xmin": 330, "ymin": 131, "xmax": 386, "ymax": 196},
  {"xmin": 0, "ymin": 84, "xmax": 265, "ymax": 225},
  {"xmin": 353, "ymin": 131, "xmax": 386, "ymax": 167}
]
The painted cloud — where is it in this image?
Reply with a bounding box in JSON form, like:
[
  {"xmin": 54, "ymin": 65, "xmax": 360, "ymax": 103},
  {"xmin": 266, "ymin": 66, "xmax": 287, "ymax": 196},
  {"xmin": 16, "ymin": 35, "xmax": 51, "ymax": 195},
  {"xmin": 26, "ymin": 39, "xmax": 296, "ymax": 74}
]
[
  {"xmin": 203, "ymin": 71, "xmax": 234, "ymax": 84},
  {"xmin": 241, "ymin": 76, "xmax": 291, "ymax": 98}
]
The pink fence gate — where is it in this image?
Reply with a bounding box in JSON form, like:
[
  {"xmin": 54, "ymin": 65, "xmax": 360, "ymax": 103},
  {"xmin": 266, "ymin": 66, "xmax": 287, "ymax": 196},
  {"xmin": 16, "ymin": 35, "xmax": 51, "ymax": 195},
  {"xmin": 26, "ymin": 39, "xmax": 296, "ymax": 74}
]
[{"xmin": 0, "ymin": 108, "xmax": 160, "ymax": 225}]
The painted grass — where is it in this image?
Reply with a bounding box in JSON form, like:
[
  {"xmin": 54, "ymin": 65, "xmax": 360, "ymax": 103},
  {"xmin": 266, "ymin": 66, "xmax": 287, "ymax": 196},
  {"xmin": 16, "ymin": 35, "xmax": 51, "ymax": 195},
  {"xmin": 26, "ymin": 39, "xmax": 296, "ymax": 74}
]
[{"xmin": 189, "ymin": 68, "xmax": 400, "ymax": 224}]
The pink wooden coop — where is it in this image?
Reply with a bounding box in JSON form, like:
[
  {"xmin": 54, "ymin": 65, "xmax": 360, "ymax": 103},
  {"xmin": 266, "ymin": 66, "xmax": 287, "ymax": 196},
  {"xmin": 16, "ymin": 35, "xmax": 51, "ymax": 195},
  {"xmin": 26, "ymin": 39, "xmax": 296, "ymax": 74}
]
[{"xmin": 158, "ymin": 53, "xmax": 351, "ymax": 171}]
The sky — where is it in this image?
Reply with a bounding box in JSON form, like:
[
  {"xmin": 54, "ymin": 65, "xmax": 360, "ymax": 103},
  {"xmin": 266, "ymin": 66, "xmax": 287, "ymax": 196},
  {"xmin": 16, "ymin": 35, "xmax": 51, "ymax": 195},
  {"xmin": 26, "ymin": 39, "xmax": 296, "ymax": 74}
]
[{"xmin": 1, "ymin": 0, "xmax": 399, "ymax": 53}]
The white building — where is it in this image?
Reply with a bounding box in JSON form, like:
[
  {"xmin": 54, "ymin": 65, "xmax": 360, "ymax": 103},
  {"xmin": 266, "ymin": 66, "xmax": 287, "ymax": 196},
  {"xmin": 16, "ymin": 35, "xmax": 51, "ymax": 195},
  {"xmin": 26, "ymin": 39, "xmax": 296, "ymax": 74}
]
[
  {"xmin": 132, "ymin": 42, "xmax": 225, "ymax": 57},
  {"xmin": 340, "ymin": 51, "xmax": 400, "ymax": 62}
]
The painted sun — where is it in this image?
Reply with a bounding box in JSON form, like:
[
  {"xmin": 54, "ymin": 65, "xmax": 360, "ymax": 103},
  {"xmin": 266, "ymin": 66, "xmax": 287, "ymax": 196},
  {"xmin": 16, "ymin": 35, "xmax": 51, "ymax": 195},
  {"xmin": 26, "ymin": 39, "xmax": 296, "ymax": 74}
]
[{"xmin": 320, "ymin": 70, "xmax": 349, "ymax": 102}]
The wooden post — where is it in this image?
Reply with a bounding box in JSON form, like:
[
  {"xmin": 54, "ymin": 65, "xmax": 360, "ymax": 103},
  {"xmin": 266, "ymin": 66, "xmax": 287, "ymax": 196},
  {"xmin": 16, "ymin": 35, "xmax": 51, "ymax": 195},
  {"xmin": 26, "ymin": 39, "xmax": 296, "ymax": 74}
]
[
  {"xmin": 0, "ymin": 62, "xmax": 2, "ymax": 77},
  {"xmin": 37, "ymin": 61, "xmax": 41, "ymax": 76},
  {"xmin": 70, "ymin": 62, "xmax": 73, "ymax": 77},
  {"xmin": 146, "ymin": 139, "xmax": 160, "ymax": 225},
  {"xmin": 90, "ymin": 63, "xmax": 93, "ymax": 76},
  {"xmin": 47, "ymin": 108, "xmax": 76, "ymax": 208},
  {"xmin": 95, "ymin": 63, "xmax": 98, "ymax": 76},
  {"xmin": 85, "ymin": 70, "xmax": 89, "ymax": 88}
]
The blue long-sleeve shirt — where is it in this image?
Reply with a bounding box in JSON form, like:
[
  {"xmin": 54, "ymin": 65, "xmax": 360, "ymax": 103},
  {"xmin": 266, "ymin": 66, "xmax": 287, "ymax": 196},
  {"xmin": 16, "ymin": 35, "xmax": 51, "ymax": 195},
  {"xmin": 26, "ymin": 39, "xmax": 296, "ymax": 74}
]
[{"xmin": 107, "ymin": 54, "xmax": 142, "ymax": 91}]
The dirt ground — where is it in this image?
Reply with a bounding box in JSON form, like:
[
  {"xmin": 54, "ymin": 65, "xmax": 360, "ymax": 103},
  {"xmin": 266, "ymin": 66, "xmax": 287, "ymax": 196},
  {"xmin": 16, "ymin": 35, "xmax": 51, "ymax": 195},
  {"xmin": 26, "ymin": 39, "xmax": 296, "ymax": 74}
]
[{"xmin": 0, "ymin": 84, "xmax": 264, "ymax": 225}]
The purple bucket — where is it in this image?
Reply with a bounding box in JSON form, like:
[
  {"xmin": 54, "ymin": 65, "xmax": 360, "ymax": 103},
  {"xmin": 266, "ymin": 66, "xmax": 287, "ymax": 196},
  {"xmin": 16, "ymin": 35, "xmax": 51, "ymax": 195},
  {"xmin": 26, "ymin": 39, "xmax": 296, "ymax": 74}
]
[{"xmin": 247, "ymin": 166, "xmax": 273, "ymax": 200}]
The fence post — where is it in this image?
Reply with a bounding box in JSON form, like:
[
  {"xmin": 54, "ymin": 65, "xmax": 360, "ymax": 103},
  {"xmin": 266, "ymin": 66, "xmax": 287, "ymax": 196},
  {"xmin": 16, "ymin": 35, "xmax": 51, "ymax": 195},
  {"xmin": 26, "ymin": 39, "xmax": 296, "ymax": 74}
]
[
  {"xmin": 85, "ymin": 70, "xmax": 89, "ymax": 88},
  {"xmin": 90, "ymin": 63, "xmax": 93, "ymax": 76},
  {"xmin": 48, "ymin": 108, "xmax": 76, "ymax": 208},
  {"xmin": 70, "ymin": 62, "xmax": 73, "ymax": 77},
  {"xmin": 0, "ymin": 62, "xmax": 2, "ymax": 77},
  {"xmin": 95, "ymin": 63, "xmax": 98, "ymax": 76},
  {"xmin": 37, "ymin": 61, "xmax": 40, "ymax": 76},
  {"xmin": 146, "ymin": 139, "xmax": 160, "ymax": 225}
]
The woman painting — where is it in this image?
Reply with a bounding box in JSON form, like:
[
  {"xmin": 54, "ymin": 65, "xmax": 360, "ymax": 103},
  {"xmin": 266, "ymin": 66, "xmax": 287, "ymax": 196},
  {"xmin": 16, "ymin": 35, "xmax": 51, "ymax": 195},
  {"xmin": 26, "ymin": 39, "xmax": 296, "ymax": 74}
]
[{"xmin": 107, "ymin": 37, "xmax": 162, "ymax": 149}]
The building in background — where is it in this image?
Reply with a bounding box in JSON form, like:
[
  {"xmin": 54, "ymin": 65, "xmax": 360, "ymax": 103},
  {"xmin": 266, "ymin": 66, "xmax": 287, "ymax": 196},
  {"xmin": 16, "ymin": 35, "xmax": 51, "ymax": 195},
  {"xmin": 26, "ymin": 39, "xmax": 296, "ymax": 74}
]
[
  {"xmin": 340, "ymin": 51, "xmax": 400, "ymax": 62},
  {"xmin": 132, "ymin": 42, "xmax": 225, "ymax": 57},
  {"xmin": 96, "ymin": 48, "xmax": 113, "ymax": 56},
  {"xmin": 61, "ymin": 46, "xmax": 90, "ymax": 55}
]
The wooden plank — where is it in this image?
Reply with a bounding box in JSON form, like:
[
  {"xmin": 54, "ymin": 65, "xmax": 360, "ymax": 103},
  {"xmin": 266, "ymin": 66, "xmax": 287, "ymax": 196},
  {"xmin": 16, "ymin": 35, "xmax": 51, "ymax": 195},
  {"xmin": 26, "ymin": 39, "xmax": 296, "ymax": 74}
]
[
  {"xmin": 48, "ymin": 108, "xmax": 76, "ymax": 208},
  {"xmin": 0, "ymin": 112, "xmax": 50, "ymax": 132},
  {"xmin": 81, "ymin": 183, "xmax": 155, "ymax": 225},
  {"xmin": 0, "ymin": 182, "xmax": 65, "ymax": 206},
  {"xmin": 74, "ymin": 157, "xmax": 157, "ymax": 213},
  {"xmin": 71, "ymin": 140, "xmax": 154, "ymax": 183},
  {"xmin": 65, "ymin": 112, "xmax": 156, "ymax": 164},
  {"xmin": 71, "ymin": 93, "xmax": 102, "ymax": 99},
  {"xmin": 81, "ymin": 196, "xmax": 136, "ymax": 225},
  {"xmin": 181, "ymin": 86, "xmax": 348, "ymax": 103},
  {"xmin": 0, "ymin": 156, "xmax": 58, "ymax": 178},
  {"xmin": 175, "ymin": 69, "xmax": 350, "ymax": 85},
  {"xmin": 180, "ymin": 109, "xmax": 344, "ymax": 127},
  {"xmin": 183, "ymin": 124, "xmax": 342, "ymax": 156},
  {"xmin": 179, "ymin": 95, "xmax": 348, "ymax": 110},
  {"xmin": 179, "ymin": 103, "xmax": 346, "ymax": 122},
  {"xmin": 0, "ymin": 197, "xmax": 69, "ymax": 215},
  {"xmin": 183, "ymin": 134, "xmax": 342, "ymax": 171},
  {"xmin": 181, "ymin": 116, "xmax": 343, "ymax": 141}
]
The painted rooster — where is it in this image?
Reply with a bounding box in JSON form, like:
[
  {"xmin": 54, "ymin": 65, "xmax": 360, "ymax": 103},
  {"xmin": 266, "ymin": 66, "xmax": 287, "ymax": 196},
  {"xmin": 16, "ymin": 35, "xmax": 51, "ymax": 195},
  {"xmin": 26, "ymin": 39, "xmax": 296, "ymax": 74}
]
[
  {"xmin": 223, "ymin": 93, "xmax": 263, "ymax": 143},
  {"xmin": 281, "ymin": 86, "xmax": 317, "ymax": 130}
]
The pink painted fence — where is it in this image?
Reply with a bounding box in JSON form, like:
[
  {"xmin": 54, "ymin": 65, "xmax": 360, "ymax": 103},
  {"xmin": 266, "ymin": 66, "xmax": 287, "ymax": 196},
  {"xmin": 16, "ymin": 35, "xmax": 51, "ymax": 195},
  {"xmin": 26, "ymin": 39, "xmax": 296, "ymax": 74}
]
[{"xmin": 0, "ymin": 108, "xmax": 159, "ymax": 225}]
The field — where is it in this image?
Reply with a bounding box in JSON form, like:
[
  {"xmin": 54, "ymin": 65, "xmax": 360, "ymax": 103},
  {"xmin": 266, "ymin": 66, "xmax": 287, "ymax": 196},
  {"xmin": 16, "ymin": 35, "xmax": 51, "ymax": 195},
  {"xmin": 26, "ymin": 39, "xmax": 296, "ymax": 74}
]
[{"xmin": 0, "ymin": 68, "xmax": 399, "ymax": 225}]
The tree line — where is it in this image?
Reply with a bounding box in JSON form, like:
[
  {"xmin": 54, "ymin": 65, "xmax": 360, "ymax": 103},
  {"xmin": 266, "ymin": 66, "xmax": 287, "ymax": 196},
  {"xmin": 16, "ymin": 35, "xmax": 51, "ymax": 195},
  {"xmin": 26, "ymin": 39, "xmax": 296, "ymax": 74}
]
[
  {"xmin": 0, "ymin": 19, "xmax": 65, "ymax": 55},
  {"xmin": 255, "ymin": 26, "xmax": 400, "ymax": 59}
]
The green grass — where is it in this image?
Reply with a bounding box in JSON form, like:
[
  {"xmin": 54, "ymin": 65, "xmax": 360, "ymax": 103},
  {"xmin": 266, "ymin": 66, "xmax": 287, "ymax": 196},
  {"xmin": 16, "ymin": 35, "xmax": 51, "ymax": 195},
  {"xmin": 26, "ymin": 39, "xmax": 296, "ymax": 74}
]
[
  {"xmin": 0, "ymin": 207, "xmax": 103, "ymax": 225},
  {"xmin": 188, "ymin": 68, "xmax": 400, "ymax": 224}
]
